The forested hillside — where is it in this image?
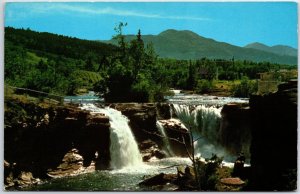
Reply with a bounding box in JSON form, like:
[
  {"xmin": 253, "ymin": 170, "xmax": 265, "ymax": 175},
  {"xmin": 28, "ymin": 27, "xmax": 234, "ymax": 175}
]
[
  {"xmin": 5, "ymin": 27, "xmax": 118, "ymax": 95},
  {"xmin": 104, "ymin": 29, "xmax": 297, "ymax": 65},
  {"xmin": 5, "ymin": 26, "xmax": 297, "ymax": 101}
]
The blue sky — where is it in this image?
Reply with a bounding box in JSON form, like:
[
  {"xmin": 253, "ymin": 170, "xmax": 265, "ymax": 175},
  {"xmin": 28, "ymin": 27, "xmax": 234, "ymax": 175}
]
[{"xmin": 5, "ymin": 2, "xmax": 298, "ymax": 48}]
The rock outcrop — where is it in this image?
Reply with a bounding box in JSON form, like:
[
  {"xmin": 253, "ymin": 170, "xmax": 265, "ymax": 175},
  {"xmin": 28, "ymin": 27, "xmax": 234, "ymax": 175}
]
[
  {"xmin": 47, "ymin": 148, "xmax": 96, "ymax": 178},
  {"xmin": 139, "ymin": 173, "xmax": 177, "ymax": 186},
  {"xmin": 220, "ymin": 103, "xmax": 251, "ymax": 158},
  {"xmin": 156, "ymin": 103, "xmax": 172, "ymax": 120},
  {"xmin": 111, "ymin": 103, "xmax": 191, "ymax": 157},
  {"xmin": 158, "ymin": 119, "xmax": 192, "ymax": 156},
  {"xmin": 139, "ymin": 139, "xmax": 167, "ymax": 162},
  {"xmin": 5, "ymin": 100, "xmax": 193, "ymax": 189},
  {"xmin": 220, "ymin": 178, "xmax": 245, "ymax": 186},
  {"xmin": 110, "ymin": 103, "xmax": 158, "ymax": 143},
  {"xmin": 4, "ymin": 100, "xmax": 110, "ymax": 189},
  {"xmin": 248, "ymin": 79, "xmax": 297, "ymax": 191}
]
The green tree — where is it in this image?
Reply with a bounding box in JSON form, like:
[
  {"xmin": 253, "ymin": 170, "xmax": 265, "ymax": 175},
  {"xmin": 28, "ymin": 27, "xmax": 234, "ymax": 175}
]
[
  {"xmin": 231, "ymin": 76, "xmax": 258, "ymax": 97},
  {"xmin": 129, "ymin": 29, "xmax": 145, "ymax": 79},
  {"xmin": 113, "ymin": 22, "xmax": 128, "ymax": 64},
  {"xmin": 186, "ymin": 60, "xmax": 196, "ymax": 90}
]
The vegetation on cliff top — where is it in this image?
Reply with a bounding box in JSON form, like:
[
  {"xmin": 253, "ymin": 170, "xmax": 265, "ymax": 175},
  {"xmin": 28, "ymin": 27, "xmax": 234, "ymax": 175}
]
[{"xmin": 5, "ymin": 26, "xmax": 297, "ymax": 101}]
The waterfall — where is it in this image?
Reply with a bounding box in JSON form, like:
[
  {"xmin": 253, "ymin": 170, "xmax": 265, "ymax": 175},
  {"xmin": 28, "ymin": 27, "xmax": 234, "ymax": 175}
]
[
  {"xmin": 156, "ymin": 121, "xmax": 174, "ymax": 157},
  {"xmin": 169, "ymin": 104, "xmax": 173, "ymax": 119},
  {"xmin": 80, "ymin": 104, "xmax": 142, "ymax": 169},
  {"xmin": 172, "ymin": 104, "xmax": 233, "ymax": 161}
]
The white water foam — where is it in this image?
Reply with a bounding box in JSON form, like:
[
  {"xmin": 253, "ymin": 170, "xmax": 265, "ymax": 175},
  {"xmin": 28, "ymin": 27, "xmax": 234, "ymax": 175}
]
[
  {"xmin": 172, "ymin": 104, "xmax": 236, "ymax": 162},
  {"xmin": 80, "ymin": 104, "xmax": 143, "ymax": 170},
  {"xmin": 156, "ymin": 121, "xmax": 175, "ymax": 157}
]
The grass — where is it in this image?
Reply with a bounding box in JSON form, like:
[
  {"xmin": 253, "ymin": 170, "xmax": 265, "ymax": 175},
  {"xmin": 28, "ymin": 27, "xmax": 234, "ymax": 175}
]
[
  {"xmin": 4, "ymin": 85, "xmax": 61, "ymax": 108},
  {"xmin": 25, "ymin": 51, "xmax": 47, "ymax": 65}
]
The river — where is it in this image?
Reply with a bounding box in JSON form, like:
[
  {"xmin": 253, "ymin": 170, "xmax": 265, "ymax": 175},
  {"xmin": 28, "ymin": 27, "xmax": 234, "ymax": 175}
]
[
  {"xmin": 25, "ymin": 91, "xmax": 248, "ymax": 191},
  {"xmin": 24, "ymin": 157, "xmax": 191, "ymax": 191}
]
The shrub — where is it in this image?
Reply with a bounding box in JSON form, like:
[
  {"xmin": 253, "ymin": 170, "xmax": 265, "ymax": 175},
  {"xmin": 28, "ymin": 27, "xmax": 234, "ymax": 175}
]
[
  {"xmin": 231, "ymin": 76, "xmax": 257, "ymax": 97},
  {"xmin": 195, "ymin": 154, "xmax": 223, "ymax": 190},
  {"xmin": 195, "ymin": 79, "xmax": 214, "ymax": 93}
]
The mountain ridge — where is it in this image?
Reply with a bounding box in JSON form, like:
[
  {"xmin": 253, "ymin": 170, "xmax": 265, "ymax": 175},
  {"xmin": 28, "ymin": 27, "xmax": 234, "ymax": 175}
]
[
  {"xmin": 245, "ymin": 42, "xmax": 297, "ymax": 57},
  {"xmin": 102, "ymin": 29, "xmax": 297, "ymax": 65}
]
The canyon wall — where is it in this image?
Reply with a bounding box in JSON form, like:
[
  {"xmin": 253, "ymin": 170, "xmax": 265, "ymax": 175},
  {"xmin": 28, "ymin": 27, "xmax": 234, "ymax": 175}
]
[
  {"xmin": 4, "ymin": 100, "xmax": 111, "ymax": 188},
  {"xmin": 248, "ymin": 80, "xmax": 297, "ymax": 190}
]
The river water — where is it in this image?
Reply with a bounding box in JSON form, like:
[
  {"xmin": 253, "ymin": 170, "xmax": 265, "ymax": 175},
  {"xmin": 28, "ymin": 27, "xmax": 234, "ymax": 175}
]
[
  {"xmin": 25, "ymin": 157, "xmax": 191, "ymax": 191},
  {"xmin": 25, "ymin": 91, "xmax": 248, "ymax": 191}
]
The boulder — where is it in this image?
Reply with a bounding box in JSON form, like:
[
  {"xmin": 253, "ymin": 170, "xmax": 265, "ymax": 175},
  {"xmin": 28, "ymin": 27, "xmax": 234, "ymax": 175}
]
[
  {"xmin": 47, "ymin": 148, "xmax": 95, "ymax": 178},
  {"xmin": 15, "ymin": 171, "xmax": 41, "ymax": 188},
  {"xmin": 61, "ymin": 148, "xmax": 83, "ymax": 163},
  {"xmin": 4, "ymin": 160, "xmax": 16, "ymax": 189},
  {"xmin": 157, "ymin": 119, "xmax": 191, "ymax": 157},
  {"xmin": 139, "ymin": 140, "xmax": 167, "ymax": 162},
  {"xmin": 220, "ymin": 178, "xmax": 245, "ymax": 186},
  {"xmin": 153, "ymin": 149, "xmax": 167, "ymax": 159},
  {"xmin": 139, "ymin": 139, "xmax": 157, "ymax": 150},
  {"xmin": 139, "ymin": 173, "xmax": 177, "ymax": 186}
]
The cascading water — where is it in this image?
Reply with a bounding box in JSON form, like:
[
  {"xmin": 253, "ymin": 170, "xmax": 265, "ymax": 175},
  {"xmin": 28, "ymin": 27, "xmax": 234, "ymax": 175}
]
[
  {"xmin": 169, "ymin": 104, "xmax": 173, "ymax": 119},
  {"xmin": 156, "ymin": 121, "xmax": 174, "ymax": 157},
  {"xmin": 80, "ymin": 104, "xmax": 142, "ymax": 169},
  {"xmin": 172, "ymin": 104, "xmax": 234, "ymax": 161}
]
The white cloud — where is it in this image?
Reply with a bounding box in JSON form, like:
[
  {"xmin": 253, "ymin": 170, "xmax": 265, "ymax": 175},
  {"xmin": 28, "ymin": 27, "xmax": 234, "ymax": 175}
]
[
  {"xmin": 6, "ymin": 3, "xmax": 211, "ymax": 21},
  {"xmin": 57, "ymin": 4, "xmax": 210, "ymax": 21}
]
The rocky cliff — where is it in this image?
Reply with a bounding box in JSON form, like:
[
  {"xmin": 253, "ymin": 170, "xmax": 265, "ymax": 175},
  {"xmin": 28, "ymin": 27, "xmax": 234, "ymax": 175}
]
[
  {"xmin": 4, "ymin": 101, "xmax": 191, "ymax": 189},
  {"xmin": 220, "ymin": 103, "xmax": 251, "ymax": 158},
  {"xmin": 111, "ymin": 103, "xmax": 191, "ymax": 157},
  {"xmin": 4, "ymin": 100, "xmax": 110, "ymax": 188},
  {"xmin": 248, "ymin": 80, "xmax": 297, "ymax": 190}
]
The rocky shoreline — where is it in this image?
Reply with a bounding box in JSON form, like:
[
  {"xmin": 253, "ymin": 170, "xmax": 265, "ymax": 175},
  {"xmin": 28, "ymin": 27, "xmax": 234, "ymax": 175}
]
[
  {"xmin": 4, "ymin": 80, "xmax": 297, "ymax": 190},
  {"xmin": 4, "ymin": 101, "xmax": 192, "ymax": 189}
]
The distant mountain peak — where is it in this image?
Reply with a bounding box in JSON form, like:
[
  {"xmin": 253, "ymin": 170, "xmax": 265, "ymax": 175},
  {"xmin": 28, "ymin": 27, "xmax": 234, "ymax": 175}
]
[
  {"xmin": 159, "ymin": 29, "xmax": 199, "ymax": 36},
  {"xmin": 246, "ymin": 42, "xmax": 267, "ymax": 46},
  {"xmin": 245, "ymin": 42, "xmax": 297, "ymax": 57},
  {"xmin": 104, "ymin": 29, "xmax": 297, "ymax": 65}
]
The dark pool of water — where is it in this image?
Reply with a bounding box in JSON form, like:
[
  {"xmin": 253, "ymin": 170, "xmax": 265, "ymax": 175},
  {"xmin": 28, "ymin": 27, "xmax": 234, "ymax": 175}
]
[{"xmin": 23, "ymin": 158, "xmax": 192, "ymax": 191}]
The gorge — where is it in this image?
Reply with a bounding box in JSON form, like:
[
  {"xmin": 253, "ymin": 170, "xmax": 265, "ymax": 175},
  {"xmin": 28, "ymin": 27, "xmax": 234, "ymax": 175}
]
[{"xmin": 4, "ymin": 80, "xmax": 297, "ymax": 191}]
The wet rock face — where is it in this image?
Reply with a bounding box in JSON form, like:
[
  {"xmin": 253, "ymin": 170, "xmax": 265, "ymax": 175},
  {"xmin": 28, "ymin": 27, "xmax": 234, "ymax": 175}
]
[
  {"xmin": 139, "ymin": 140, "xmax": 168, "ymax": 162},
  {"xmin": 220, "ymin": 103, "xmax": 251, "ymax": 157},
  {"xmin": 111, "ymin": 103, "xmax": 171, "ymax": 154},
  {"xmin": 110, "ymin": 103, "xmax": 158, "ymax": 143},
  {"xmin": 156, "ymin": 103, "xmax": 172, "ymax": 120},
  {"xmin": 4, "ymin": 100, "xmax": 110, "ymax": 188},
  {"xmin": 158, "ymin": 119, "xmax": 192, "ymax": 157},
  {"xmin": 112, "ymin": 103, "xmax": 191, "ymax": 157},
  {"xmin": 249, "ymin": 80, "xmax": 297, "ymax": 191}
]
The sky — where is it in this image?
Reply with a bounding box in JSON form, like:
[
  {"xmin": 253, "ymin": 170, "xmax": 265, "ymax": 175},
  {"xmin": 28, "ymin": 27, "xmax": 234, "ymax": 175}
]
[{"xmin": 4, "ymin": 2, "xmax": 298, "ymax": 48}]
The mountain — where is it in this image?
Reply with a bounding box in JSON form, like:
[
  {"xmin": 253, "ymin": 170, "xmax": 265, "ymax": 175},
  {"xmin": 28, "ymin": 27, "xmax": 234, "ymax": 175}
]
[
  {"xmin": 103, "ymin": 29, "xmax": 297, "ymax": 65},
  {"xmin": 245, "ymin": 42, "xmax": 298, "ymax": 57}
]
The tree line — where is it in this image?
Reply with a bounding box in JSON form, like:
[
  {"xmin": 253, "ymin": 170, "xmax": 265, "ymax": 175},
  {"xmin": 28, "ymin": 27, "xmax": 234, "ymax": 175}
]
[{"xmin": 5, "ymin": 26, "xmax": 297, "ymax": 101}]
